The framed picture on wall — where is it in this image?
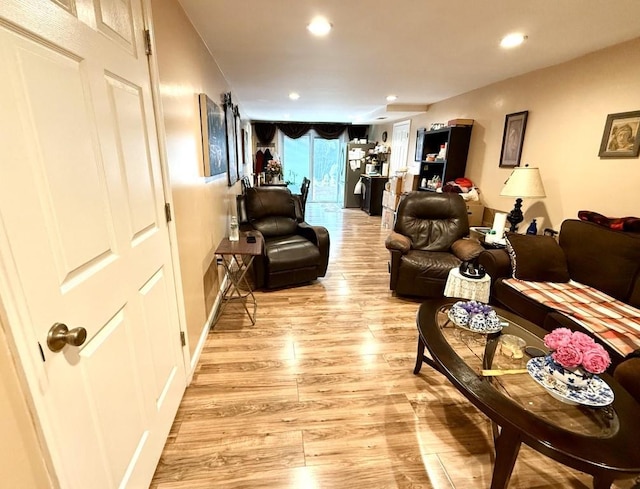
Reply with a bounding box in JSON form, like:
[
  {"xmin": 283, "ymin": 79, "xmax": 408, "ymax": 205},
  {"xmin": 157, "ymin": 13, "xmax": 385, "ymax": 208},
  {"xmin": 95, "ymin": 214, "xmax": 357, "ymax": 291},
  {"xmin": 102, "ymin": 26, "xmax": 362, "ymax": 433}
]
[
  {"xmin": 223, "ymin": 93, "xmax": 238, "ymax": 186},
  {"xmin": 598, "ymin": 110, "xmax": 640, "ymax": 158},
  {"xmin": 499, "ymin": 111, "xmax": 528, "ymax": 167},
  {"xmin": 234, "ymin": 106, "xmax": 243, "ymax": 178},
  {"xmin": 198, "ymin": 93, "xmax": 227, "ymax": 179}
]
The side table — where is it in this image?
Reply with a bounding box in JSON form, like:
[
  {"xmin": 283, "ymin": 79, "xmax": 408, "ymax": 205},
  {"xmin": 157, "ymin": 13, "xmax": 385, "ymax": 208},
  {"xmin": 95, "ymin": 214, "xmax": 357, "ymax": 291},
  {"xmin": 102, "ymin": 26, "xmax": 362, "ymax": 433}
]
[
  {"xmin": 214, "ymin": 235, "xmax": 263, "ymax": 325},
  {"xmin": 443, "ymin": 267, "xmax": 491, "ymax": 303}
]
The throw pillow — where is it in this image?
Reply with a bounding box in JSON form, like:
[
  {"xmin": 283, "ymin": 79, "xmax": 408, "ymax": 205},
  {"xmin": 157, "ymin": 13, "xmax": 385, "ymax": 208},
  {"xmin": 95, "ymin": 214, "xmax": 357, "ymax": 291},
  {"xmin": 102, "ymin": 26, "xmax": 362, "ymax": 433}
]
[{"xmin": 505, "ymin": 232, "xmax": 570, "ymax": 282}]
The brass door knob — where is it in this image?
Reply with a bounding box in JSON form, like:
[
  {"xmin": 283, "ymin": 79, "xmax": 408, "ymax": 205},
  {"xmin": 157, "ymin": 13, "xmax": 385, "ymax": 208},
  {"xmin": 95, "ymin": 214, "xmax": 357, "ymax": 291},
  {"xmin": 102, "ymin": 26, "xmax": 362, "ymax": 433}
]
[{"xmin": 47, "ymin": 322, "xmax": 87, "ymax": 352}]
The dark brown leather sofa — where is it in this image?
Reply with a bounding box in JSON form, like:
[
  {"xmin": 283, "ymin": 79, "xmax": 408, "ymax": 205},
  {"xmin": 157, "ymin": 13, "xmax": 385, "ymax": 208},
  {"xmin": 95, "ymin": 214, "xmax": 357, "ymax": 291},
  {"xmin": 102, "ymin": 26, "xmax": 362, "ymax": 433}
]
[
  {"xmin": 385, "ymin": 192, "xmax": 479, "ymax": 298},
  {"xmin": 237, "ymin": 187, "xmax": 329, "ymax": 289},
  {"xmin": 478, "ymin": 218, "xmax": 640, "ymax": 400}
]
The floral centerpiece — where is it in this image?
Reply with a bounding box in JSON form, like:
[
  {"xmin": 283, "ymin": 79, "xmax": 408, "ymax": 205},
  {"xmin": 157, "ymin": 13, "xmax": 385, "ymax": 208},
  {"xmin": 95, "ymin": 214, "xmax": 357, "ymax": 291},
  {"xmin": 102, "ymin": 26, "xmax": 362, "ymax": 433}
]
[
  {"xmin": 265, "ymin": 159, "xmax": 282, "ymax": 182},
  {"xmin": 543, "ymin": 328, "xmax": 611, "ymax": 387}
]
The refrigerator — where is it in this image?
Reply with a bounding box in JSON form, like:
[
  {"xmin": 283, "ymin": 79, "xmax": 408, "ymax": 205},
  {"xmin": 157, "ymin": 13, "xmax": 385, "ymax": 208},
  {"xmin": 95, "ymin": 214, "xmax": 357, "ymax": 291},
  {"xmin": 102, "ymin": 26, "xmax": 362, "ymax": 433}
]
[{"xmin": 343, "ymin": 142, "xmax": 375, "ymax": 208}]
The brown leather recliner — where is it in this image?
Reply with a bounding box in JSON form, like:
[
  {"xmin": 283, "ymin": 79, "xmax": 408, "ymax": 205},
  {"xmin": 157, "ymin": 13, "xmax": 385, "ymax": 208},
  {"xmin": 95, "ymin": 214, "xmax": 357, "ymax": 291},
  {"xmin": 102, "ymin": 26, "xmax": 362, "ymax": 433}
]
[
  {"xmin": 237, "ymin": 187, "xmax": 329, "ymax": 289},
  {"xmin": 385, "ymin": 192, "xmax": 477, "ymax": 298}
]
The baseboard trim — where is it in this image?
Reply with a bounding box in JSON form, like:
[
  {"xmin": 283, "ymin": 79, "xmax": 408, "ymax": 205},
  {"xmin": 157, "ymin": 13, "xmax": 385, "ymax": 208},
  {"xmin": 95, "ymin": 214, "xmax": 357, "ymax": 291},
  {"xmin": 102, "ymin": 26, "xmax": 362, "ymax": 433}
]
[{"xmin": 188, "ymin": 273, "xmax": 227, "ymax": 380}]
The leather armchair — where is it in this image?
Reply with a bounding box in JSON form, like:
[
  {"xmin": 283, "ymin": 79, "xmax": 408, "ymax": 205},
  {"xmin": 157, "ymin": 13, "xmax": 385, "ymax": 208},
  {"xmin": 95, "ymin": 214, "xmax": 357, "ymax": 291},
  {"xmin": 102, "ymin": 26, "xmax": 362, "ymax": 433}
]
[
  {"xmin": 237, "ymin": 187, "xmax": 329, "ymax": 289},
  {"xmin": 385, "ymin": 192, "xmax": 479, "ymax": 298}
]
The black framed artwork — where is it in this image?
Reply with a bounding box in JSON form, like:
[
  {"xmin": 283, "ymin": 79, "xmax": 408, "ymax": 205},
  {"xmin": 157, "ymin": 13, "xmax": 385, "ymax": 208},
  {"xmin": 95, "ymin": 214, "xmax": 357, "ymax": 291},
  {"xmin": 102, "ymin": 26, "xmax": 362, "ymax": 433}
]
[
  {"xmin": 223, "ymin": 92, "xmax": 238, "ymax": 186},
  {"xmin": 198, "ymin": 93, "xmax": 227, "ymax": 179},
  {"xmin": 598, "ymin": 110, "xmax": 640, "ymax": 158},
  {"xmin": 499, "ymin": 111, "xmax": 528, "ymax": 167},
  {"xmin": 234, "ymin": 105, "xmax": 243, "ymax": 178}
]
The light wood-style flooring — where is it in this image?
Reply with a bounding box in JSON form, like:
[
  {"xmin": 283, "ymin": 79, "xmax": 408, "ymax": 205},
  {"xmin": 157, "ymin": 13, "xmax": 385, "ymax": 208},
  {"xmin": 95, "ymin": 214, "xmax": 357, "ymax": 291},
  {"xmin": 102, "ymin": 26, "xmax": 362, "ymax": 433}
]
[{"xmin": 151, "ymin": 203, "xmax": 637, "ymax": 489}]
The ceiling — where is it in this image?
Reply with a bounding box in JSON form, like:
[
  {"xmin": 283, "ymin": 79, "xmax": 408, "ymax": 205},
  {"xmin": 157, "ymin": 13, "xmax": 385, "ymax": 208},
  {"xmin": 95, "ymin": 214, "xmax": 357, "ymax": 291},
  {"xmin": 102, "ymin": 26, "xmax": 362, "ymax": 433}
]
[{"xmin": 177, "ymin": 0, "xmax": 640, "ymax": 124}]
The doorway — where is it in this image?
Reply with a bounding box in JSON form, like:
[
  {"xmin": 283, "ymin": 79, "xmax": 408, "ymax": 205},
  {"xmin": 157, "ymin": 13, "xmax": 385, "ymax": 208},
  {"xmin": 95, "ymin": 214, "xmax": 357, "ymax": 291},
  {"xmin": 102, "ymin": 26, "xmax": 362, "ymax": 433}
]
[
  {"xmin": 281, "ymin": 130, "xmax": 346, "ymax": 205},
  {"xmin": 391, "ymin": 120, "xmax": 411, "ymax": 174}
]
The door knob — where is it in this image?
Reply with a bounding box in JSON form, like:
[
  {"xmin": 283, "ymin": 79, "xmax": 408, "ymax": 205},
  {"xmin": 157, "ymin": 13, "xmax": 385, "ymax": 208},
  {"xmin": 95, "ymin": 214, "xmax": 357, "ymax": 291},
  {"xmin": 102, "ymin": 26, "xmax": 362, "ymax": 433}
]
[{"xmin": 47, "ymin": 322, "xmax": 87, "ymax": 352}]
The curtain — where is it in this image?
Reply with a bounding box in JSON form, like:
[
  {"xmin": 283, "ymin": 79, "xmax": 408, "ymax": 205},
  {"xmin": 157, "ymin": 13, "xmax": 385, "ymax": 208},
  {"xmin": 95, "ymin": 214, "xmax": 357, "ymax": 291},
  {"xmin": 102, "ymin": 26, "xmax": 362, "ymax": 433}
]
[
  {"xmin": 254, "ymin": 123, "xmax": 277, "ymax": 144},
  {"xmin": 277, "ymin": 123, "xmax": 310, "ymax": 139},
  {"xmin": 313, "ymin": 124, "xmax": 346, "ymax": 139},
  {"xmin": 254, "ymin": 122, "xmax": 369, "ymax": 141},
  {"xmin": 347, "ymin": 125, "xmax": 368, "ymax": 141}
]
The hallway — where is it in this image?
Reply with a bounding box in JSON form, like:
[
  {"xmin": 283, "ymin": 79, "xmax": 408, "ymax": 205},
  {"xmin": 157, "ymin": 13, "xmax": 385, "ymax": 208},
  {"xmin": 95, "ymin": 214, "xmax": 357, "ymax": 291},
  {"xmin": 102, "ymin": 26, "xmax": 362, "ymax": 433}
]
[{"xmin": 150, "ymin": 203, "xmax": 635, "ymax": 489}]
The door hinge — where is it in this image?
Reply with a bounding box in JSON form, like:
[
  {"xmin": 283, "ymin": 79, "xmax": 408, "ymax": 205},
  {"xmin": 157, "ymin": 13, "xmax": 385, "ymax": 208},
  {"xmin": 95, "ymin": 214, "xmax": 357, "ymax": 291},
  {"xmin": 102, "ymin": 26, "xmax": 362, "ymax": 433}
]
[
  {"xmin": 38, "ymin": 342, "xmax": 45, "ymax": 362},
  {"xmin": 164, "ymin": 202, "xmax": 172, "ymax": 222},
  {"xmin": 144, "ymin": 29, "xmax": 152, "ymax": 56},
  {"xmin": 180, "ymin": 331, "xmax": 186, "ymax": 347}
]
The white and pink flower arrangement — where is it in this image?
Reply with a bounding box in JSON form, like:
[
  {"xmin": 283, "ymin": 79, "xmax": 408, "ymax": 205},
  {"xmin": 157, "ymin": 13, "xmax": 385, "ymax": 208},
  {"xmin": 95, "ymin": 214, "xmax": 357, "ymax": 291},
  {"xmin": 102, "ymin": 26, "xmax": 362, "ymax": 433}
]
[
  {"xmin": 265, "ymin": 159, "xmax": 282, "ymax": 177},
  {"xmin": 543, "ymin": 328, "xmax": 611, "ymax": 375}
]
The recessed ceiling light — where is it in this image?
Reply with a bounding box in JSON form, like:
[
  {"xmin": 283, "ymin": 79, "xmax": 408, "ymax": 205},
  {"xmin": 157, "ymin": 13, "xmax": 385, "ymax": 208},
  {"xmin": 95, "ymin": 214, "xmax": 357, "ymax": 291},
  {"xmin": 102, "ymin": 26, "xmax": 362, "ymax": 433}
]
[
  {"xmin": 386, "ymin": 95, "xmax": 398, "ymax": 102},
  {"xmin": 500, "ymin": 33, "xmax": 527, "ymax": 48},
  {"xmin": 307, "ymin": 17, "xmax": 332, "ymax": 36},
  {"xmin": 289, "ymin": 92, "xmax": 300, "ymax": 100}
]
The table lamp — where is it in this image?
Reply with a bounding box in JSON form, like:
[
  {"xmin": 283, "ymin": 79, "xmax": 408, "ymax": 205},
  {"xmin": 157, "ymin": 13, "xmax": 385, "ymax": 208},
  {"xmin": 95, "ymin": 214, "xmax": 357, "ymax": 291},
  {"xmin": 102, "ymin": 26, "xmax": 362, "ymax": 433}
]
[{"xmin": 500, "ymin": 165, "xmax": 546, "ymax": 233}]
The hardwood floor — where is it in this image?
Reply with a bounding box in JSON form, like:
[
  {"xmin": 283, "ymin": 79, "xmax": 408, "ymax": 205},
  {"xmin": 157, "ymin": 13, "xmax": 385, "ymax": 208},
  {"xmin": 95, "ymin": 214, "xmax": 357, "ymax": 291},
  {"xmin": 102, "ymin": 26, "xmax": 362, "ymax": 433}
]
[{"xmin": 151, "ymin": 203, "xmax": 637, "ymax": 489}]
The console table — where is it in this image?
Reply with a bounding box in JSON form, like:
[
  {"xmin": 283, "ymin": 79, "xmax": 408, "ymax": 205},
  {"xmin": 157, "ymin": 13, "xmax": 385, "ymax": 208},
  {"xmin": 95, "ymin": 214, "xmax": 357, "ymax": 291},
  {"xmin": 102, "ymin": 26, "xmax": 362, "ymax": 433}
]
[{"xmin": 214, "ymin": 235, "xmax": 263, "ymax": 325}]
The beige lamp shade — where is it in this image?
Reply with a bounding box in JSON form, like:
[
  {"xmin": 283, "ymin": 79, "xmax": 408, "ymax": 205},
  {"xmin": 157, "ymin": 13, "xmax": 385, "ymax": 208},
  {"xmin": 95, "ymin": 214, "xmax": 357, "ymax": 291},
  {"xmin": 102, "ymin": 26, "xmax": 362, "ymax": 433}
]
[{"xmin": 500, "ymin": 166, "xmax": 546, "ymax": 198}]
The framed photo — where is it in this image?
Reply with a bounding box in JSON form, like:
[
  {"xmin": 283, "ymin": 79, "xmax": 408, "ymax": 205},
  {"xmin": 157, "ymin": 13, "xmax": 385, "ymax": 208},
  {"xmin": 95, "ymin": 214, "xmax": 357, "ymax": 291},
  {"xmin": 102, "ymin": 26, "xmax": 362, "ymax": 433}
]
[
  {"xmin": 598, "ymin": 110, "xmax": 640, "ymax": 158},
  {"xmin": 499, "ymin": 111, "xmax": 528, "ymax": 168},
  {"xmin": 241, "ymin": 128, "xmax": 247, "ymax": 166},
  {"xmin": 198, "ymin": 93, "xmax": 227, "ymax": 179},
  {"xmin": 223, "ymin": 93, "xmax": 238, "ymax": 186},
  {"xmin": 234, "ymin": 107, "xmax": 243, "ymax": 178}
]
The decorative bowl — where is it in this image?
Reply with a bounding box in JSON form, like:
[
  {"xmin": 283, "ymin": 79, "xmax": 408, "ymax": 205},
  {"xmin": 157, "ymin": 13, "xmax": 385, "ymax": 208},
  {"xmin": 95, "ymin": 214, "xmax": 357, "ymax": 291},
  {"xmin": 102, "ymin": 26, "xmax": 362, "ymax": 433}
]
[
  {"xmin": 543, "ymin": 356, "xmax": 591, "ymax": 388},
  {"xmin": 447, "ymin": 301, "xmax": 502, "ymax": 333}
]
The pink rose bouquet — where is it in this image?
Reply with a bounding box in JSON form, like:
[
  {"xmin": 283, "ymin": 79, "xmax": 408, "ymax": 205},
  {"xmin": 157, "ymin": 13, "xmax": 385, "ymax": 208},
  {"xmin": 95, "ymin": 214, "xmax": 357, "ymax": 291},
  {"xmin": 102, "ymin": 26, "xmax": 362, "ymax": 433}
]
[
  {"xmin": 543, "ymin": 328, "xmax": 611, "ymax": 375},
  {"xmin": 266, "ymin": 159, "xmax": 282, "ymax": 177}
]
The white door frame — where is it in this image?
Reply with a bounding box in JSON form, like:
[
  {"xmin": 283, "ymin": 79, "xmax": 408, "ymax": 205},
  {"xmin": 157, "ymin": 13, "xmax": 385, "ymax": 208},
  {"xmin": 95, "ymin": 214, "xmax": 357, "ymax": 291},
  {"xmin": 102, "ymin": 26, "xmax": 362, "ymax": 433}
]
[{"xmin": 141, "ymin": 0, "xmax": 192, "ymax": 380}]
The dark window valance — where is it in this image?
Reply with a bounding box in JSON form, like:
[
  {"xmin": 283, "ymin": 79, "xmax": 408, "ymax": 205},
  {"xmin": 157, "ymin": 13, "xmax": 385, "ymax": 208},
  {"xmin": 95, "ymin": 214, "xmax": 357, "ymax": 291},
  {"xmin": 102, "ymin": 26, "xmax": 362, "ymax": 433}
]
[
  {"xmin": 347, "ymin": 125, "xmax": 368, "ymax": 141},
  {"xmin": 277, "ymin": 123, "xmax": 309, "ymax": 139},
  {"xmin": 252, "ymin": 122, "xmax": 369, "ymax": 143},
  {"xmin": 254, "ymin": 123, "xmax": 277, "ymax": 145}
]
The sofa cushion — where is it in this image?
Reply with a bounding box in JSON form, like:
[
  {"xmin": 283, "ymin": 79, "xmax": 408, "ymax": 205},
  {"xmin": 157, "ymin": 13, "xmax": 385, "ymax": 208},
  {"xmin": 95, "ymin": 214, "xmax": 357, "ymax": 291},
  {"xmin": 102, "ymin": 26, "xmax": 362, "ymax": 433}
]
[
  {"xmin": 505, "ymin": 233, "xmax": 570, "ymax": 282},
  {"xmin": 265, "ymin": 235, "xmax": 320, "ymax": 272},
  {"xmin": 560, "ymin": 219, "xmax": 640, "ymax": 307},
  {"xmin": 394, "ymin": 250, "xmax": 462, "ymax": 297}
]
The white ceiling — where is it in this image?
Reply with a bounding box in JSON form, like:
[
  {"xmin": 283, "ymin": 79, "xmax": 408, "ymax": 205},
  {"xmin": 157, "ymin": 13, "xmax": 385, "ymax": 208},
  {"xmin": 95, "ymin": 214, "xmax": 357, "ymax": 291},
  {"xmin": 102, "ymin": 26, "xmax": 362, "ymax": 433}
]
[{"xmin": 177, "ymin": 0, "xmax": 640, "ymax": 124}]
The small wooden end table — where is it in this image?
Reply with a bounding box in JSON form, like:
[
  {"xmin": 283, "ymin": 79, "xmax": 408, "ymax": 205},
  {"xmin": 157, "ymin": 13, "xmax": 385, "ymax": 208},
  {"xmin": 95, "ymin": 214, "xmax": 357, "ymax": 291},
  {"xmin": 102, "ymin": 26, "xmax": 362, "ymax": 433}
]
[{"xmin": 214, "ymin": 235, "xmax": 263, "ymax": 325}]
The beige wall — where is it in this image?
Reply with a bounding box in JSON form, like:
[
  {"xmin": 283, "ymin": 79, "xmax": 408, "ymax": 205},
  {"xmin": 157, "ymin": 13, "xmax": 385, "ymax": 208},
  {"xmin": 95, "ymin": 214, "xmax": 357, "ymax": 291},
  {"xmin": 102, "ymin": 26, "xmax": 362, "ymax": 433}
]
[
  {"xmin": 371, "ymin": 37, "xmax": 640, "ymax": 231},
  {"xmin": 0, "ymin": 321, "xmax": 52, "ymax": 488},
  {"xmin": 151, "ymin": 0, "xmax": 249, "ymax": 358}
]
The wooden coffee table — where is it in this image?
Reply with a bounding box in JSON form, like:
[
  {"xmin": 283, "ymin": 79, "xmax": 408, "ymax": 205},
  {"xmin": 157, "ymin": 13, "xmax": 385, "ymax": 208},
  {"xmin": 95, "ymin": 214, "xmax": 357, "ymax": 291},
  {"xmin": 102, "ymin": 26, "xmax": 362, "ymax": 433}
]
[{"xmin": 414, "ymin": 298, "xmax": 640, "ymax": 489}]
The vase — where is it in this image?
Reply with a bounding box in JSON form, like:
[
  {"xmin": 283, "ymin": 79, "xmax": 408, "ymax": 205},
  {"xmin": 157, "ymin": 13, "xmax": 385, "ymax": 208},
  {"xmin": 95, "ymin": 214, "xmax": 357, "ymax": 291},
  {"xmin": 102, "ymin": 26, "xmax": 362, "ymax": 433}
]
[{"xmin": 544, "ymin": 356, "xmax": 592, "ymax": 388}]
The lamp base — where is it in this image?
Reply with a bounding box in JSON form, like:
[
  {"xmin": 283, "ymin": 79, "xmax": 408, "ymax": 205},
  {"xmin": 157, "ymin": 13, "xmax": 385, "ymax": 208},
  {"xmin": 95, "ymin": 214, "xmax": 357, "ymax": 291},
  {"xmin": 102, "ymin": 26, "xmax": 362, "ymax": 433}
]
[{"xmin": 506, "ymin": 198, "xmax": 523, "ymax": 233}]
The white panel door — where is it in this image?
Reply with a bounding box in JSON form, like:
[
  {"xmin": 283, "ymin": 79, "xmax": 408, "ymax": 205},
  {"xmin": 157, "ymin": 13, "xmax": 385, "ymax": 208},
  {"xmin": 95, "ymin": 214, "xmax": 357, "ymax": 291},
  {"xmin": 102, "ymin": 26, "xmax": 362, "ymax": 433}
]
[
  {"xmin": 391, "ymin": 120, "xmax": 411, "ymax": 173},
  {"xmin": 0, "ymin": 1, "xmax": 186, "ymax": 488}
]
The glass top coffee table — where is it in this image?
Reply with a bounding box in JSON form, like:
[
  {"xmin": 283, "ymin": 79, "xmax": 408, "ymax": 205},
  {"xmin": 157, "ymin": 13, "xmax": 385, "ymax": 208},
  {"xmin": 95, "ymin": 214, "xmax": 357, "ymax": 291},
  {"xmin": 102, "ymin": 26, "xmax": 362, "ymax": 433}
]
[{"xmin": 414, "ymin": 298, "xmax": 640, "ymax": 489}]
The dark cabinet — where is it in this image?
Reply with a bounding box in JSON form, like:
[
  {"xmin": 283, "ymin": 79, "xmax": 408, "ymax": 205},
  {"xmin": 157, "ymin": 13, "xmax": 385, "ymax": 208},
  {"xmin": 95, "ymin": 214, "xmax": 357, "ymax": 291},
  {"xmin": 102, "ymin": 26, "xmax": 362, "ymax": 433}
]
[
  {"xmin": 415, "ymin": 126, "xmax": 472, "ymax": 191},
  {"xmin": 361, "ymin": 175, "xmax": 387, "ymax": 216}
]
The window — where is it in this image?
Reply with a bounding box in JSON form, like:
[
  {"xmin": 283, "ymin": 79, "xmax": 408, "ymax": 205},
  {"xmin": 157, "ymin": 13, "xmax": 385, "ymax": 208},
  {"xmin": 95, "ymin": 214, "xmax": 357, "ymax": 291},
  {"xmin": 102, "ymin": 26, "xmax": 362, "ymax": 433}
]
[{"xmin": 280, "ymin": 130, "xmax": 346, "ymax": 204}]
